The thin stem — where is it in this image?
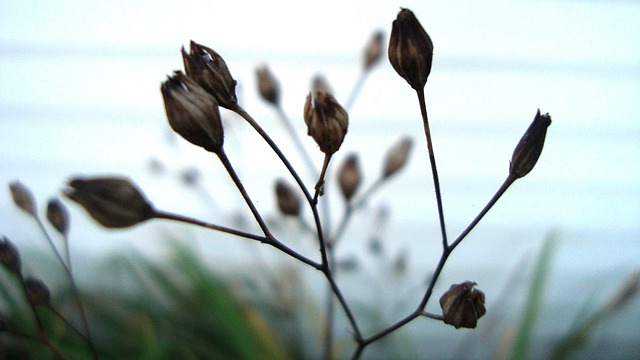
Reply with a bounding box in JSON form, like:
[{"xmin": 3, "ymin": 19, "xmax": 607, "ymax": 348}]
[
  {"xmin": 344, "ymin": 69, "xmax": 369, "ymax": 112},
  {"xmin": 275, "ymin": 104, "xmax": 318, "ymax": 179},
  {"xmin": 313, "ymin": 154, "xmax": 332, "ymax": 204},
  {"xmin": 449, "ymin": 175, "xmax": 516, "ymax": 250},
  {"xmin": 416, "ymin": 88, "xmax": 448, "ymax": 249},
  {"xmin": 34, "ymin": 218, "xmax": 98, "ymax": 359},
  {"xmin": 232, "ymin": 104, "xmax": 331, "ymax": 267},
  {"xmin": 153, "ymin": 210, "xmax": 269, "ymax": 242}
]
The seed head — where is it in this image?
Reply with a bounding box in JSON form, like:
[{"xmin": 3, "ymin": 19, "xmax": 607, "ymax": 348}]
[
  {"xmin": 510, "ymin": 109, "xmax": 552, "ymax": 179},
  {"xmin": 47, "ymin": 197, "xmax": 70, "ymax": 236},
  {"xmin": 0, "ymin": 236, "xmax": 22, "ymax": 275},
  {"xmin": 9, "ymin": 181, "xmax": 36, "ymax": 217},
  {"xmin": 256, "ymin": 64, "xmax": 280, "ymax": 106},
  {"xmin": 439, "ymin": 281, "xmax": 486, "ymax": 329},
  {"xmin": 363, "ymin": 31, "xmax": 385, "ymax": 70},
  {"xmin": 382, "ymin": 136, "xmax": 413, "ymax": 178},
  {"xmin": 304, "ymin": 91, "xmax": 349, "ymax": 155},
  {"xmin": 275, "ymin": 180, "xmax": 300, "ymax": 217},
  {"xmin": 338, "ymin": 154, "xmax": 361, "ymax": 201},
  {"xmin": 161, "ymin": 71, "xmax": 224, "ymax": 154},
  {"xmin": 388, "ymin": 8, "xmax": 434, "ymax": 90},
  {"xmin": 23, "ymin": 277, "xmax": 51, "ymax": 307},
  {"xmin": 64, "ymin": 176, "xmax": 155, "ymax": 228},
  {"xmin": 182, "ymin": 40, "xmax": 238, "ymax": 109}
]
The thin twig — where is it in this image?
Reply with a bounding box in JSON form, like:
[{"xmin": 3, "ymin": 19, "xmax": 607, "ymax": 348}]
[{"xmin": 416, "ymin": 88, "xmax": 448, "ymax": 249}]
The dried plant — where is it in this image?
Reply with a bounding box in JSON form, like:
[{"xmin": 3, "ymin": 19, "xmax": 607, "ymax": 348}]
[{"xmin": 1, "ymin": 7, "xmax": 566, "ymax": 360}]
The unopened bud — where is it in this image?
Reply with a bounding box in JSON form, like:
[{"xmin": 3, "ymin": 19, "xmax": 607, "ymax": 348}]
[
  {"xmin": 64, "ymin": 177, "xmax": 155, "ymax": 228},
  {"xmin": 182, "ymin": 40, "xmax": 238, "ymax": 109},
  {"xmin": 9, "ymin": 181, "xmax": 36, "ymax": 217},
  {"xmin": 0, "ymin": 236, "xmax": 22, "ymax": 275},
  {"xmin": 363, "ymin": 31, "xmax": 384, "ymax": 70},
  {"xmin": 161, "ymin": 71, "xmax": 224, "ymax": 153},
  {"xmin": 382, "ymin": 137, "xmax": 413, "ymax": 178},
  {"xmin": 388, "ymin": 8, "xmax": 434, "ymax": 90},
  {"xmin": 256, "ymin": 64, "xmax": 280, "ymax": 106},
  {"xmin": 311, "ymin": 74, "xmax": 333, "ymax": 96},
  {"xmin": 510, "ymin": 109, "xmax": 552, "ymax": 179},
  {"xmin": 338, "ymin": 154, "xmax": 361, "ymax": 201},
  {"xmin": 47, "ymin": 198, "xmax": 70, "ymax": 236},
  {"xmin": 439, "ymin": 281, "xmax": 486, "ymax": 329},
  {"xmin": 23, "ymin": 277, "xmax": 50, "ymax": 306},
  {"xmin": 303, "ymin": 92, "xmax": 349, "ymax": 155},
  {"xmin": 275, "ymin": 180, "xmax": 300, "ymax": 216}
]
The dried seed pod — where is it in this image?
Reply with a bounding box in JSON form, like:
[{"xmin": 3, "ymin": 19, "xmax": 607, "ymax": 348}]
[
  {"xmin": 439, "ymin": 281, "xmax": 486, "ymax": 329},
  {"xmin": 23, "ymin": 277, "xmax": 51, "ymax": 306},
  {"xmin": 161, "ymin": 71, "xmax": 224, "ymax": 153},
  {"xmin": 9, "ymin": 181, "xmax": 36, "ymax": 217},
  {"xmin": 382, "ymin": 137, "xmax": 413, "ymax": 178},
  {"xmin": 182, "ymin": 40, "xmax": 238, "ymax": 109},
  {"xmin": 303, "ymin": 91, "xmax": 349, "ymax": 155},
  {"xmin": 256, "ymin": 64, "xmax": 280, "ymax": 106},
  {"xmin": 0, "ymin": 236, "xmax": 22, "ymax": 275},
  {"xmin": 338, "ymin": 154, "xmax": 361, "ymax": 201},
  {"xmin": 275, "ymin": 180, "xmax": 300, "ymax": 216},
  {"xmin": 47, "ymin": 197, "xmax": 70, "ymax": 236},
  {"xmin": 388, "ymin": 8, "xmax": 434, "ymax": 90},
  {"xmin": 363, "ymin": 30, "xmax": 385, "ymax": 70},
  {"xmin": 510, "ymin": 109, "xmax": 552, "ymax": 179},
  {"xmin": 64, "ymin": 177, "xmax": 155, "ymax": 228}
]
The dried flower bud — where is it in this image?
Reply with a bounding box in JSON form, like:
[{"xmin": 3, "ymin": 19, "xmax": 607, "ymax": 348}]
[
  {"xmin": 275, "ymin": 180, "xmax": 300, "ymax": 216},
  {"xmin": 0, "ymin": 236, "xmax": 22, "ymax": 275},
  {"xmin": 47, "ymin": 197, "xmax": 70, "ymax": 236},
  {"xmin": 364, "ymin": 31, "xmax": 384, "ymax": 70},
  {"xmin": 9, "ymin": 181, "xmax": 36, "ymax": 217},
  {"xmin": 439, "ymin": 281, "xmax": 486, "ymax": 329},
  {"xmin": 382, "ymin": 136, "xmax": 413, "ymax": 178},
  {"xmin": 23, "ymin": 278, "xmax": 50, "ymax": 306},
  {"xmin": 64, "ymin": 177, "xmax": 155, "ymax": 228},
  {"xmin": 161, "ymin": 71, "xmax": 224, "ymax": 153},
  {"xmin": 303, "ymin": 91, "xmax": 349, "ymax": 155},
  {"xmin": 256, "ymin": 64, "xmax": 280, "ymax": 106},
  {"xmin": 311, "ymin": 74, "xmax": 333, "ymax": 96},
  {"xmin": 510, "ymin": 109, "xmax": 552, "ymax": 179},
  {"xmin": 182, "ymin": 40, "xmax": 238, "ymax": 109},
  {"xmin": 388, "ymin": 8, "xmax": 434, "ymax": 90},
  {"xmin": 338, "ymin": 154, "xmax": 361, "ymax": 201}
]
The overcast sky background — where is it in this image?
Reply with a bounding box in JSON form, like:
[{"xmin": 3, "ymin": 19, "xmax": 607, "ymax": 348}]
[{"xmin": 1, "ymin": 0, "xmax": 639, "ymax": 358}]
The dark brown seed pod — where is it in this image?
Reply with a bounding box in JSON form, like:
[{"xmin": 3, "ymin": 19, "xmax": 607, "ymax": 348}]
[{"xmin": 439, "ymin": 281, "xmax": 486, "ymax": 329}]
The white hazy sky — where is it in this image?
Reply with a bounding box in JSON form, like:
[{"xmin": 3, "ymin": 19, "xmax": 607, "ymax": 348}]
[{"xmin": 1, "ymin": 1, "xmax": 639, "ymax": 357}]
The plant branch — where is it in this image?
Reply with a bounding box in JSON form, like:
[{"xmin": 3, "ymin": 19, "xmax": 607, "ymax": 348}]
[{"xmin": 416, "ymin": 88, "xmax": 448, "ymax": 249}]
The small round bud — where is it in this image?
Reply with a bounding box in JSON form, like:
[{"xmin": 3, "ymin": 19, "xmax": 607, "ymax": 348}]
[
  {"xmin": 439, "ymin": 281, "xmax": 486, "ymax": 329},
  {"xmin": 64, "ymin": 176, "xmax": 155, "ymax": 228},
  {"xmin": 304, "ymin": 91, "xmax": 349, "ymax": 155},
  {"xmin": 388, "ymin": 8, "xmax": 434, "ymax": 90},
  {"xmin": 338, "ymin": 154, "xmax": 361, "ymax": 201},
  {"xmin": 0, "ymin": 236, "xmax": 22, "ymax": 275},
  {"xmin": 363, "ymin": 31, "xmax": 385, "ymax": 70},
  {"xmin": 182, "ymin": 40, "xmax": 238, "ymax": 109},
  {"xmin": 47, "ymin": 197, "xmax": 70, "ymax": 236},
  {"xmin": 256, "ymin": 64, "xmax": 280, "ymax": 106},
  {"xmin": 9, "ymin": 181, "xmax": 36, "ymax": 217},
  {"xmin": 510, "ymin": 109, "xmax": 552, "ymax": 179},
  {"xmin": 23, "ymin": 277, "xmax": 51, "ymax": 307},
  {"xmin": 275, "ymin": 180, "xmax": 300, "ymax": 217},
  {"xmin": 161, "ymin": 71, "xmax": 224, "ymax": 154},
  {"xmin": 382, "ymin": 137, "xmax": 413, "ymax": 178}
]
